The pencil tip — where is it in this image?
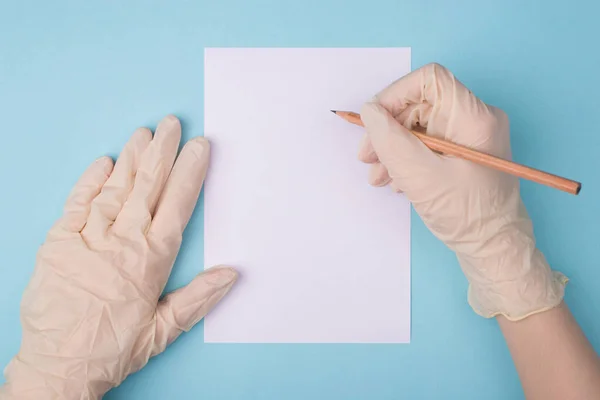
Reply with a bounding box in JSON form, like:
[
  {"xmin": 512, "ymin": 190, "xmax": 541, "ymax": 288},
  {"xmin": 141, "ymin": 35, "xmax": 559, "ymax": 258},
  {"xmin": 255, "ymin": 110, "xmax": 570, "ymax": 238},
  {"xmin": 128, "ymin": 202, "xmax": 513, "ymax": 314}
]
[{"xmin": 330, "ymin": 110, "xmax": 337, "ymax": 114}]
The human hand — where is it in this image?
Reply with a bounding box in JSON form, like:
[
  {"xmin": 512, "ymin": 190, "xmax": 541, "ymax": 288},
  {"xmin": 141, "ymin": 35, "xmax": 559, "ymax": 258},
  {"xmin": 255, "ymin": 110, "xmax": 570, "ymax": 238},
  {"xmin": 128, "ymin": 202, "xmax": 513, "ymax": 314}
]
[
  {"xmin": 359, "ymin": 63, "xmax": 566, "ymax": 320},
  {"xmin": 0, "ymin": 116, "xmax": 237, "ymax": 399}
]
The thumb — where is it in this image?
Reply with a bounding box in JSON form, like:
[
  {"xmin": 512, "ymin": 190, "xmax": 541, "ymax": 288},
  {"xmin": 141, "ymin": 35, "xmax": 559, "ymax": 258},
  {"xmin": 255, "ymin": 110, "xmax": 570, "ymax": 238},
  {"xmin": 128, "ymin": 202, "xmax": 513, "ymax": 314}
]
[
  {"xmin": 360, "ymin": 102, "xmax": 440, "ymax": 189},
  {"xmin": 152, "ymin": 266, "xmax": 238, "ymax": 356}
]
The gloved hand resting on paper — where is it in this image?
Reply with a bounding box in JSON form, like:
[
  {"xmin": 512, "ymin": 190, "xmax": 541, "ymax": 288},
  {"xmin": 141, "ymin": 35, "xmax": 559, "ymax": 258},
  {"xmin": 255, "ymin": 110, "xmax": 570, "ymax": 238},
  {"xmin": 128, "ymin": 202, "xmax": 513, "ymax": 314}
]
[
  {"xmin": 0, "ymin": 116, "xmax": 237, "ymax": 399},
  {"xmin": 358, "ymin": 63, "xmax": 567, "ymax": 321}
]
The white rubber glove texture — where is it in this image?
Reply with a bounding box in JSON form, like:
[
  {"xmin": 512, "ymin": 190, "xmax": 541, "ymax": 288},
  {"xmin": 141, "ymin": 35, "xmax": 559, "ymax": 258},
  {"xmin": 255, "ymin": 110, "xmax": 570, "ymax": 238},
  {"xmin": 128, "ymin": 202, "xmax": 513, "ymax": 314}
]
[
  {"xmin": 359, "ymin": 63, "xmax": 567, "ymax": 321},
  {"xmin": 0, "ymin": 116, "xmax": 237, "ymax": 400}
]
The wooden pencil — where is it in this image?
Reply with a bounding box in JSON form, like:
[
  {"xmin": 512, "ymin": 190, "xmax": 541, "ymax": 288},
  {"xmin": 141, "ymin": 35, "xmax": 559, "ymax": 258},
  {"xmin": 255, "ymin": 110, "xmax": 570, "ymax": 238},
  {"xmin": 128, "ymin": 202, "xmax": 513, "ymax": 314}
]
[{"xmin": 332, "ymin": 110, "xmax": 581, "ymax": 195}]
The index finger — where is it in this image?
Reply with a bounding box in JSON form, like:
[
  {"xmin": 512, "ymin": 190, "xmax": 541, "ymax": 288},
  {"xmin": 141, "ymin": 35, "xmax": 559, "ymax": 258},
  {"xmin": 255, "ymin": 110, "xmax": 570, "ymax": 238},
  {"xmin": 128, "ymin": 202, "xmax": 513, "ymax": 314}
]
[{"xmin": 147, "ymin": 136, "xmax": 210, "ymax": 250}]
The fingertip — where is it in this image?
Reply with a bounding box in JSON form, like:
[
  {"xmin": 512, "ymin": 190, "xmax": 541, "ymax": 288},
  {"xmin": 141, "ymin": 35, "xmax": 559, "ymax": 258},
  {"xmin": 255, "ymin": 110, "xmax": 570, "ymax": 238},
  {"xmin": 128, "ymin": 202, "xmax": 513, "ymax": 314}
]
[
  {"xmin": 163, "ymin": 114, "xmax": 181, "ymax": 126},
  {"xmin": 222, "ymin": 267, "xmax": 239, "ymax": 285},
  {"xmin": 184, "ymin": 137, "xmax": 211, "ymax": 161},
  {"xmin": 360, "ymin": 101, "xmax": 379, "ymax": 115},
  {"xmin": 190, "ymin": 136, "xmax": 210, "ymax": 145},
  {"xmin": 357, "ymin": 134, "xmax": 378, "ymax": 163},
  {"xmin": 368, "ymin": 163, "xmax": 392, "ymax": 187},
  {"xmin": 132, "ymin": 127, "xmax": 153, "ymax": 142},
  {"xmin": 360, "ymin": 102, "xmax": 389, "ymax": 128},
  {"xmin": 156, "ymin": 115, "xmax": 182, "ymax": 138},
  {"xmin": 94, "ymin": 156, "xmax": 114, "ymax": 175},
  {"xmin": 205, "ymin": 265, "xmax": 239, "ymax": 286},
  {"xmin": 94, "ymin": 155, "xmax": 112, "ymax": 164}
]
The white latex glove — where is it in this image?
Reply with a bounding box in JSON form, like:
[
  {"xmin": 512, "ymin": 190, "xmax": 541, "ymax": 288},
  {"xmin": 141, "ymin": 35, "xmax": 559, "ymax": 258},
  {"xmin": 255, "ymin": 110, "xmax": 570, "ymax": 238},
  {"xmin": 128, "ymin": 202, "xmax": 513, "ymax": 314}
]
[
  {"xmin": 359, "ymin": 63, "xmax": 567, "ymax": 321},
  {"xmin": 0, "ymin": 116, "xmax": 237, "ymax": 399}
]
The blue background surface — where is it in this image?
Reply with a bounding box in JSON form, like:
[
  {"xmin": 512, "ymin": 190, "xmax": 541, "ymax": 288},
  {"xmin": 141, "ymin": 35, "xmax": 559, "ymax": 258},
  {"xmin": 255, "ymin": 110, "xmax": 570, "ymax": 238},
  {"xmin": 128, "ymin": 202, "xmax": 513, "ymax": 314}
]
[{"xmin": 0, "ymin": 1, "xmax": 598, "ymax": 399}]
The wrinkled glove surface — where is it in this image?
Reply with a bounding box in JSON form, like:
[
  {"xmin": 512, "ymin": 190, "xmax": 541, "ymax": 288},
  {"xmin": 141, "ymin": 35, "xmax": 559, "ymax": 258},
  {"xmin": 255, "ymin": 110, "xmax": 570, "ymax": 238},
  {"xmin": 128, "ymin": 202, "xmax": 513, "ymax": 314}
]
[
  {"xmin": 359, "ymin": 63, "xmax": 567, "ymax": 320},
  {"xmin": 1, "ymin": 116, "xmax": 237, "ymax": 399}
]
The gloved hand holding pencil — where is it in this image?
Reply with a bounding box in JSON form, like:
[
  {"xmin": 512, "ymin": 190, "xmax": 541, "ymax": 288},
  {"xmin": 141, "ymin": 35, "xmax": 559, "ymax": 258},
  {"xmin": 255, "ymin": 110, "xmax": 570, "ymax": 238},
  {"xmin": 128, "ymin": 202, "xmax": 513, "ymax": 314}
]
[{"xmin": 355, "ymin": 62, "xmax": 567, "ymax": 320}]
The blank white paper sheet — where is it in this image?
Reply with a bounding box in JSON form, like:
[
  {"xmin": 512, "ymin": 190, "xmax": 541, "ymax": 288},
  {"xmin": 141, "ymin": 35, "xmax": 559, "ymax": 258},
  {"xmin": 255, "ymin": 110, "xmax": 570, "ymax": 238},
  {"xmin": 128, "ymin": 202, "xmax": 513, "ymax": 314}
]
[{"xmin": 204, "ymin": 48, "xmax": 411, "ymax": 343}]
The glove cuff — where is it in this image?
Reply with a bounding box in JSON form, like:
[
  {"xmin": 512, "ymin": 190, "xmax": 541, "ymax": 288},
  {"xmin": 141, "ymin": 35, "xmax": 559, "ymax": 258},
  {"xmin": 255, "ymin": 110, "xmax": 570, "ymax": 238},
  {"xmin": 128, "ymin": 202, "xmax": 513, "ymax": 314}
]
[{"xmin": 459, "ymin": 248, "xmax": 568, "ymax": 321}]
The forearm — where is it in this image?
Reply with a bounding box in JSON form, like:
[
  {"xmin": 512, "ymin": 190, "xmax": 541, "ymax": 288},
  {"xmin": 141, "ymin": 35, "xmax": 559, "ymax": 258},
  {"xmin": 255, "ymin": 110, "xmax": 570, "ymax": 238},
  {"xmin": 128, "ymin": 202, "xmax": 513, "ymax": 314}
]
[{"xmin": 498, "ymin": 302, "xmax": 600, "ymax": 400}]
